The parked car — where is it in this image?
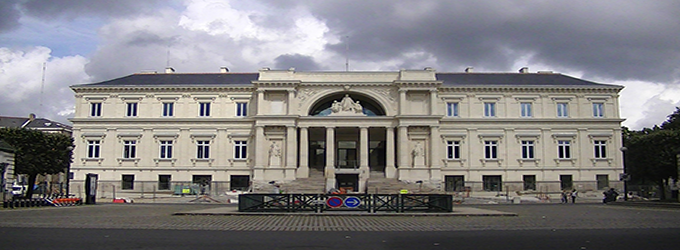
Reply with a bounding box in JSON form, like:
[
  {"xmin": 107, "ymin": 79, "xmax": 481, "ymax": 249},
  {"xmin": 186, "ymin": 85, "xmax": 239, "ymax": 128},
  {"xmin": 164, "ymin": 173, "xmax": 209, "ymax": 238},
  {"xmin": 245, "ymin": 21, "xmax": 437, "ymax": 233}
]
[{"xmin": 11, "ymin": 185, "xmax": 27, "ymax": 197}]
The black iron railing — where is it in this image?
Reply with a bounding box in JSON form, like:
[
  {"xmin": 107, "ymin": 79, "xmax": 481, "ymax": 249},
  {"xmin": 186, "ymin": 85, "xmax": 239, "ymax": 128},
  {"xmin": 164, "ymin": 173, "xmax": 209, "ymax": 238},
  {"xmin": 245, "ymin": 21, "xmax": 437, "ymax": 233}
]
[{"xmin": 238, "ymin": 194, "xmax": 453, "ymax": 213}]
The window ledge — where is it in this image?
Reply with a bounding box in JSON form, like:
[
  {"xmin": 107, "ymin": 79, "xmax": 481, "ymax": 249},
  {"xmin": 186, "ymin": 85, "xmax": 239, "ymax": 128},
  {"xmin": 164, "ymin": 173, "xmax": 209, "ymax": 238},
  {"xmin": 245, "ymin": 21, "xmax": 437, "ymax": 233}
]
[
  {"xmin": 554, "ymin": 158, "xmax": 577, "ymax": 164},
  {"xmin": 81, "ymin": 158, "xmax": 103, "ymax": 162},
  {"xmin": 191, "ymin": 158, "xmax": 214, "ymax": 163},
  {"xmin": 117, "ymin": 158, "xmax": 140, "ymax": 163},
  {"xmin": 445, "ymin": 158, "xmax": 465, "ymax": 162},
  {"xmin": 480, "ymin": 159, "xmax": 503, "ymax": 164},
  {"xmin": 590, "ymin": 158, "xmax": 612, "ymax": 164},
  {"xmin": 154, "ymin": 158, "xmax": 177, "ymax": 163},
  {"xmin": 518, "ymin": 159, "xmax": 540, "ymax": 163}
]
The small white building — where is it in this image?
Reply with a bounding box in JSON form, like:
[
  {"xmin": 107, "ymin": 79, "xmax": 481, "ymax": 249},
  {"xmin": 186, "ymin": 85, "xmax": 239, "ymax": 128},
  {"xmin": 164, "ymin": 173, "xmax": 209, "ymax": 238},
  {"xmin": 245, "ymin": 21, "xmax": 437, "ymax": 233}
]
[{"xmin": 69, "ymin": 67, "xmax": 624, "ymax": 197}]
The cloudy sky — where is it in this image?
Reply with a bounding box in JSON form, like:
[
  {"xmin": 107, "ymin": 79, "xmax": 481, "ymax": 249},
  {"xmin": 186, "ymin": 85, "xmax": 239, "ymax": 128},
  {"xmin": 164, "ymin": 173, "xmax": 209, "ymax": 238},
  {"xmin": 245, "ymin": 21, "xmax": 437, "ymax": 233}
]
[{"xmin": 1, "ymin": 0, "xmax": 679, "ymax": 129}]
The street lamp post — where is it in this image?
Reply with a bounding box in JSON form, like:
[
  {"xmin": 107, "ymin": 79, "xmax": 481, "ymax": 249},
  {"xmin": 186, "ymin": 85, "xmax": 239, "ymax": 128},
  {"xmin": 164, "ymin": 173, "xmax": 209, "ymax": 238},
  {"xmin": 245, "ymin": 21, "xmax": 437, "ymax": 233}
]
[{"xmin": 620, "ymin": 147, "xmax": 628, "ymax": 201}]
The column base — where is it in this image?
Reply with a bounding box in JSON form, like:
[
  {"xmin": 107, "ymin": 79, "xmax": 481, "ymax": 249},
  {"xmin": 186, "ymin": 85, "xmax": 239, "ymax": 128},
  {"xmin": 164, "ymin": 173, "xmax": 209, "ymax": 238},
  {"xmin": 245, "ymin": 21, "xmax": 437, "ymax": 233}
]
[{"xmin": 296, "ymin": 165, "xmax": 309, "ymax": 178}]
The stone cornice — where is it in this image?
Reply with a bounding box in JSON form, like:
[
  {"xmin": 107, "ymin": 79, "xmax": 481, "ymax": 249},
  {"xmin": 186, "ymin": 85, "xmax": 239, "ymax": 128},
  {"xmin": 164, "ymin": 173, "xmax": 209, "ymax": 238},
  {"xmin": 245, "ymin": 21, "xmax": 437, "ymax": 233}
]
[
  {"xmin": 439, "ymin": 85, "xmax": 622, "ymax": 93},
  {"xmin": 71, "ymin": 85, "xmax": 254, "ymax": 93}
]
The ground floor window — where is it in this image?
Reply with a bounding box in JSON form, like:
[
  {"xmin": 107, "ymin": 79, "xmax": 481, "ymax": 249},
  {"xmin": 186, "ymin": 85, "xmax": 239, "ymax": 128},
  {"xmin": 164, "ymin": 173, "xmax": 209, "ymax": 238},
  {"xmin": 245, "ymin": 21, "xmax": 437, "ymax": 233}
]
[
  {"xmin": 230, "ymin": 175, "xmax": 250, "ymax": 191},
  {"xmin": 523, "ymin": 175, "xmax": 536, "ymax": 191},
  {"xmin": 122, "ymin": 175, "xmax": 134, "ymax": 190},
  {"xmin": 596, "ymin": 174, "xmax": 609, "ymax": 190},
  {"xmin": 445, "ymin": 175, "xmax": 465, "ymax": 192},
  {"xmin": 158, "ymin": 175, "xmax": 171, "ymax": 190},
  {"xmin": 560, "ymin": 175, "xmax": 573, "ymax": 190},
  {"xmin": 483, "ymin": 175, "xmax": 502, "ymax": 191}
]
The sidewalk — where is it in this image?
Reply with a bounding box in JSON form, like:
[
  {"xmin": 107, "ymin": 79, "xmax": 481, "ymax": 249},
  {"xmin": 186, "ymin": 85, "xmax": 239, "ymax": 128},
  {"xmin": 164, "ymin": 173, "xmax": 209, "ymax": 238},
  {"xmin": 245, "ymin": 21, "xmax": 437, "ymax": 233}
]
[{"xmin": 173, "ymin": 205, "xmax": 517, "ymax": 217}]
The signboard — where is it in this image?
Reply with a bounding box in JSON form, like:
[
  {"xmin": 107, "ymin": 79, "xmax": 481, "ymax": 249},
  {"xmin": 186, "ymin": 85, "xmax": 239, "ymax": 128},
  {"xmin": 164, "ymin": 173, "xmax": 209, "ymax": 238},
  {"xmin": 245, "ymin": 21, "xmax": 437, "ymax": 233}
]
[
  {"xmin": 344, "ymin": 196, "xmax": 361, "ymax": 208},
  {"xmin": 326, "ymin": 196, "xmax": 343, "ymax": 208}
]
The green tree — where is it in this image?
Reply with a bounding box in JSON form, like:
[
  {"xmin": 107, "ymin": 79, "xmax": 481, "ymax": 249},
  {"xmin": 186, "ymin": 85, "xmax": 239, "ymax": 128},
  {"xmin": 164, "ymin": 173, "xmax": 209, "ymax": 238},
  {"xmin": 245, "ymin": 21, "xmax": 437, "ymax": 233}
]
[
  {"xmin": 661, "ymin": 107, "xmax": 680, "ymax": 130},
  {"xmin": 0, "ymin": 128, "xmax": 74, "ymax": 198}
]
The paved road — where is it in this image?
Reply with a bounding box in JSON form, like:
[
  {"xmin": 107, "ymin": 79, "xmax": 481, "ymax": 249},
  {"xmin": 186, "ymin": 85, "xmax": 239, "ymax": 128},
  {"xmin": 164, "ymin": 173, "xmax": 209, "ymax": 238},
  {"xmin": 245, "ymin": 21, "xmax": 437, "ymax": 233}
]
[
  {"xmin": 1, "ymin": 203, "xmax": 678, "ymax": 249},
  {"xmin": 0, "ymin": 203, "xmax": 679, "ymax": 231}
]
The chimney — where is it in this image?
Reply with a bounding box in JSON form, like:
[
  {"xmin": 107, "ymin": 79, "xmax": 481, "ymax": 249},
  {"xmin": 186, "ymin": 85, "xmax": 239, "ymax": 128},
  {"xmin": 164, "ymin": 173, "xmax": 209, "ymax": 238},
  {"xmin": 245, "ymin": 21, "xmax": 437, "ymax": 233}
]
[
  {"xmin": 519, "ymin": 67, "xmax": 529, "ymax": 73},
  {"xmin": 28, "ymin": 113, "xmax": 36, "ymax": 121},
  {"xmin": 220, "ymin": 67, "xmax": 229, "ymax": 73},
  {"xmin": 465, "ymin": 67, "xmax": 474, "ymax": 73},
  {"xmin": 165, "ymin": 67, "xmax": 175, "ymax": 73}
]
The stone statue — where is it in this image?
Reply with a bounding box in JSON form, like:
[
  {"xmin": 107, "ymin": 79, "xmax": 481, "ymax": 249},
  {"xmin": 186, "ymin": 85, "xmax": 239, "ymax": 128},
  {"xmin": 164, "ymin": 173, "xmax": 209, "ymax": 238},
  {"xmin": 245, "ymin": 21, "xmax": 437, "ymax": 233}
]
[
  {"xmin": 330, "ymin": 94, "xmax": 364, "ymax": 115},
  {"xmin": 412, "ymin": 142, "xmax": 424, "ymax": 157},
  {"xmin": 269, "ymin": 141, "xmax": 281, "ymax": 166},
  {"xmin": 412, "ymin": 142, "xmax": 425, "ymax": 167}
]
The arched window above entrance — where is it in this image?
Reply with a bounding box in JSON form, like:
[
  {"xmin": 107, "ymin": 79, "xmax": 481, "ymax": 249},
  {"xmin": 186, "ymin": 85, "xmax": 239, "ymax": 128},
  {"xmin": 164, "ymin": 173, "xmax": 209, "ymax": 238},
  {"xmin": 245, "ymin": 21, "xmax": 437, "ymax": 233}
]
[{"xmin": 309, "ymin": 93, "xmax": 385, "ymax": 116}]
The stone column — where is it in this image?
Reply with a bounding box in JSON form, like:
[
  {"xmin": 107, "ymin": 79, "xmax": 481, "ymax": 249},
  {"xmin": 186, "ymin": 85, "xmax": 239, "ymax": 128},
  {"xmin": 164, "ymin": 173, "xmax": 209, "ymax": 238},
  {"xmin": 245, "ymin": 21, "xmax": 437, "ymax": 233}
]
[
  {"xmin": 397, "ymin": 125, "xmax": 409, "ymax": 180},
  {"xmin": 399, "ymin": 89, "xmax": 407, "ymax": 115},
  {"xmin": 253, "ymin": 125, "xmax": 265, "ymax": 180},
  {"xmin": 256, "ymin": 89, "xmax": 264, "ymax": 115},
  {"xmin": 325, "ymin": 126, "xmax": 336, "ymax": 191},
  {"xmin": 359, "ymin": 126, "xmax": 369, "ymax": 170},
  {"xmin": 286, "ymin": 90, "xmax": 295, "ymax": 115},
  {"xmin": 297, "ymin": 127, "xmax": 309, "ymax": 178},
  {"xmin": 430, "ymin": 89, "xmax": 438, "ymax": 115},
  {"xmin": 429, "ymin": 126, "xmax": 442, "ymax": 183},
  {"xmin": 285, "ymin": 126, "xmax": 297, "ymax": 180},
  {"xmin": 385, "ymin": 126, "xmax": 396, "ymax": 178}
]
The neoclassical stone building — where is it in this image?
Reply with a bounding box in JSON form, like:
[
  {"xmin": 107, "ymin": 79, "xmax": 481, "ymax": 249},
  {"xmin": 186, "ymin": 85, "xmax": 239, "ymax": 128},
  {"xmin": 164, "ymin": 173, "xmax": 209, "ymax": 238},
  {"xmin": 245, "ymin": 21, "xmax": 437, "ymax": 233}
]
[{"xmin": 69, "ymin": 67, "xmax": 624, "ymax": 196}]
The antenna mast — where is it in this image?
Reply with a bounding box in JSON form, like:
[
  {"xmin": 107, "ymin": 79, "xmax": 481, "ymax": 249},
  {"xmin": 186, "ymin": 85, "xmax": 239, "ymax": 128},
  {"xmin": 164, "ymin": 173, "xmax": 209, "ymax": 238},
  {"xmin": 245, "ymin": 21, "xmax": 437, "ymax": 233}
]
[
  {"xmin": 345, "ymin": 36, "xmax": 349, "ymax": 71},
  {"xmin": 40, "ymin": 62, "xmax": 46, "ymax": 113}
]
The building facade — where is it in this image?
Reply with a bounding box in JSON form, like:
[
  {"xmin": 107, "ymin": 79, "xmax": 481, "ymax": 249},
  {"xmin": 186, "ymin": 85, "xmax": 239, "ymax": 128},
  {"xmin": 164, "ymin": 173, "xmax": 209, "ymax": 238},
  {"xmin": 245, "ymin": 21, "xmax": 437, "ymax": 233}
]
[{"xmin": 69, "ymin": 67, "xmax": 624, "ymax": 197}]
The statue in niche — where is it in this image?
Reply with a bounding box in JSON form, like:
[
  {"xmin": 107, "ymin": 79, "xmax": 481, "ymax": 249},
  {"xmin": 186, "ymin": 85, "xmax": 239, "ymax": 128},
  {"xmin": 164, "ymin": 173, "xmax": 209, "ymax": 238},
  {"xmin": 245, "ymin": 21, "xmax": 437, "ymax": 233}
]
[
  {"xmin": 269, "ymin": 141, "xmax": 281, "ymax": 166},
  {"xmin": 412, "ymin": 142, "xmax": 425, "ymax": 167},
  {"xmin": 330, "ymin": 94, "xmax": 364, "ymax": 115}
]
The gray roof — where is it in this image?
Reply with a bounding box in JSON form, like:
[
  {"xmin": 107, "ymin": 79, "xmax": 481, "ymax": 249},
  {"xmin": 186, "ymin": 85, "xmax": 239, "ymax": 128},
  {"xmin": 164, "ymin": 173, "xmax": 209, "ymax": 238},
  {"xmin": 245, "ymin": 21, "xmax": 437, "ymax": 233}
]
[
  {"xmin": 24, "ymin": 118, "xmax": 72, "ymax": 130},
  {"xmin": 436, "ymin": 73, "xmax": 616, "ymax": 87},
  {"xmin": 0, "ymin": 116, "xmax": 28, "ymax": 128},
  {"xmin": 73, "ymin": 71, "xmax": 617, "ymax": 88},
  {"xmin": 74, "ymin": 73, "xmax": 259, "ymax": 87}
]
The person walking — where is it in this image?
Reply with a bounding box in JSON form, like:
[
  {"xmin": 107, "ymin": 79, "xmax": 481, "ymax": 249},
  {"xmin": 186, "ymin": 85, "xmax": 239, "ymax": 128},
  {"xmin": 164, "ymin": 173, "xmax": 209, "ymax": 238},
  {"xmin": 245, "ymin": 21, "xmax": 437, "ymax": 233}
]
[
  {"xmin": 570, "ymin": 189, "xmax": 578, "ymax": 203},
  {"xmin": 561, "ymin": 190, "xmax": 568, "ymax": 204}
]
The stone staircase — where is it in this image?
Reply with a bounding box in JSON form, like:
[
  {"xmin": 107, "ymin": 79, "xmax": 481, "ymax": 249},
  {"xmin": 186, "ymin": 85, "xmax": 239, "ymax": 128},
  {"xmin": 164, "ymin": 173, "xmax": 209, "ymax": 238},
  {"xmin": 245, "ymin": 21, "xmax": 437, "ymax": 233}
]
[
  {"xmin": 254, "ymin": 169, "xmax": 443, "ymax": 194},
  {"xmin": 364, "ymin": 171, "xmax": 442, "ymax": 194}
]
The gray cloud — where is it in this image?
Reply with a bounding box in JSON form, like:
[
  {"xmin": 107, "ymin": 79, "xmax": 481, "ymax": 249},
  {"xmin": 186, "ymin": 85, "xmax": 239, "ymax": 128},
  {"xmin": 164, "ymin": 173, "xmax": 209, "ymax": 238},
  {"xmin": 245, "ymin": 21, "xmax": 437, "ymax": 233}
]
[
  {"xmin": 18, "ymin": 0, "xmax": 167, "ymax": 20},
  {"xmin": 266, "ymin": 0, "xmax": 680, "ymax": 83},
  {"xmin": 273, "ymin": 54, "xmax": 322, "ymax": 71},
  {"xmin": 0, "ymin": 0, "xmax": 21, "ymax": 32}
]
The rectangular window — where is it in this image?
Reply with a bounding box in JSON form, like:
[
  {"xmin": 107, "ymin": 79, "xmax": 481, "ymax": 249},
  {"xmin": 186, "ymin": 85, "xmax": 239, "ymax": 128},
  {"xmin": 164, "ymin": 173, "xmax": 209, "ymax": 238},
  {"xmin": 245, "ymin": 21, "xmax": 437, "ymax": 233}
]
[
  {"xmin": 126, "ymin": 102, "xmax": 138, "ymax": 117},
  {"xmin": 484, "ymin": 140, "xmax": 498, "ymax": 159},
  {"xmin": 560, "ymin": 175, "xmax": 573, "ymax": 190},
  {"xmin": 446, "ymin": 102, "xmax": 459, "ymax": 117},
  {"xmin": 594, "ymin": 140, "xmax": 607, "ymax": 159},
  {"xmin": 234, "ymin": 140, "xmax": 247, "ymax": 159},
  {"xmin": 521, "ymin": 140, "xmax": 535, "ymax": 159},
  {"xmin": 445, "ymin": 175, "xmax": 465, "ymax": 192},
  {"xmin": 196, "ymin": 140, "xmax": 210, "ymax": 159},
  {"xmin": 199, "ymin": 102, "xmax": 211, "ymax": 116},
  {"xmin": 484, "ymin": 102, "xmax": 496, "ymax": 117},
  {"xmin": 593, "ymin": 103, "xmax": 604, "ymax": 117},
  {"xmin": 159, "ymin": 140, "xmax": 173, "ymax": 159},
  {"xmin": 596, "ymin": 174, "xmax": 609, "ymax": 190},
  {"xmin": 87, "ymin": 140, "xmax": 100, "ymax": 158},
  {"xmin": 123, "ymin": 140, "xmax": 137, "ymax": 159},
  {"xmin": 446, "ymin": 141, "xmax": 460, "ymax": 159},
  {"xmin": 520, "ymin": 102, "xmax": 532, "ymax": 117},
  {"xmin": 557, "ymin": 102, "xmax": 569, "ymax": 117},
  {"xmin": 558, "ymin": 140, "xmax": 571, "ymax": 159},
  {"xmin": 236, "ymin": 102, "xmax": 248, "ymax": 117},
  {"xmin": 162, "ymin": 102, "xmax": 174, "ymax": 117},
  {"xmin": 90, "ymin": 102, "xmax": 102, "ymax": 117},
  {"xmin": 523, "ymin": 175, "xmax": 536, "ymax": 191},
  {"xmin": 483, "ymin": 175, "xmax": 502, "ymax": 191},
  {"xmin": 122, "ymin": 175, "xmax": 134, "ymax": 190},
  {"xmin": 158, "ymin": 175, "xmax": 171, "ymax": 190}
]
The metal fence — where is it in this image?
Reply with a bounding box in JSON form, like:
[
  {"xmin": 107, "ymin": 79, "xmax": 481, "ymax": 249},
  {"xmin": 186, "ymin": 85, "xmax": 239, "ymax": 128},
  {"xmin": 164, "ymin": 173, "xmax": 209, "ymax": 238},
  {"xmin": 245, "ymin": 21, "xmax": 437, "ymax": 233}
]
[{"xmin": 238, "ymin": 194, "xmax": 453, "ymax": 213}]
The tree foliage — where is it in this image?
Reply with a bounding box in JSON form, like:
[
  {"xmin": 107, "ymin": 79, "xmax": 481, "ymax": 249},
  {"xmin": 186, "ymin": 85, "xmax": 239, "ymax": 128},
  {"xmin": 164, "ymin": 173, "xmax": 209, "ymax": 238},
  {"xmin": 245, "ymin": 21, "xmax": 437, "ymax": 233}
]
[
  {"xmin": 0, "ymin": 128, "xmax": 74, "ymax": 198},
  {"xmin": 624, "ymin": 107, "xmax": 680, "ymax": 200}
]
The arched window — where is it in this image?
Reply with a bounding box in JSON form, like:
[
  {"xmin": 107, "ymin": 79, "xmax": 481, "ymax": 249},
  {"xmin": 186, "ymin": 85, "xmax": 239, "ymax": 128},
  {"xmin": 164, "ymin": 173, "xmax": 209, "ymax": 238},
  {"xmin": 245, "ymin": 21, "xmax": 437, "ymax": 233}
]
[{"xmin": 309, "ymin": 93, "xmax": 385, "ymax": 116}]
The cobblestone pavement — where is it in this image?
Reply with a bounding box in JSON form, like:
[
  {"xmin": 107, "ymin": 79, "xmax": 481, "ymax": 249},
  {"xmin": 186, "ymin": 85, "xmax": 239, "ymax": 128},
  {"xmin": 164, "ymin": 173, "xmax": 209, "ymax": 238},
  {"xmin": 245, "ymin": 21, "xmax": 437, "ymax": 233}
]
[{"xmin": 1, "ymin": 203, "xmax": 679, "ymax": 231}]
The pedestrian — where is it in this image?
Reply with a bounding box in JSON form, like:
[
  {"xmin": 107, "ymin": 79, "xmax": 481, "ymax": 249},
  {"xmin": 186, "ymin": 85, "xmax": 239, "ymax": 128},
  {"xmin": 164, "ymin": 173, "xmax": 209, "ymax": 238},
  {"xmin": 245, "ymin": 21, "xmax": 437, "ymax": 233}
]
[
  {"xmin": 561, "ymin": 190, "xmax": 568, "ymax": 203},
  {"xmin": 570, "ymin": 189, "xmax": 578, "ymax": 203}
]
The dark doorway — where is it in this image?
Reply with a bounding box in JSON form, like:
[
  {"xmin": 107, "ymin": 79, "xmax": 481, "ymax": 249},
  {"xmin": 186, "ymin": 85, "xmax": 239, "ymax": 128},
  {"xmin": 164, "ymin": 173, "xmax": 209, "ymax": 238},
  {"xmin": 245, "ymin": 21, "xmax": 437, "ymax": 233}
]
[
  {"xmin": 192, "ymin": 175, "xmax": 212, "ymax": 195},
  {"xmin": 445, "ymin": 175, "xmax": 465, "ymax": 192},
  {"xmin": 230, "ymin": 175, "xmax": 250, "ymax": 191},
  {"xmin": 336, "ymin": 174, "xmax": 359, "ymax": 193}
]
